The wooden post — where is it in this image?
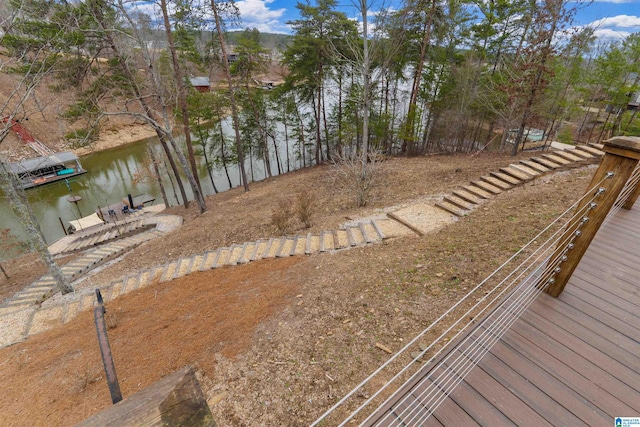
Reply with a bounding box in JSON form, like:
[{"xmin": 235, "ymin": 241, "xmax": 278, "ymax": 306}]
[
  {"xmin": 76, "ymin": 366, "xmax": 216, "ymax": 426},
  {"xmin": 58, "ymin": 217, "xmax": 68, "ymax": 236},
  {"xmin": 545, "ymin": 136, "xmax": 640, "ymax": 297}
]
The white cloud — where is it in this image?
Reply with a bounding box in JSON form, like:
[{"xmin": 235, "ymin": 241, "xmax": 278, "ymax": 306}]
[
  {"xmin": 235, "ymin": 0, "xmax": 289, "ymax": 33},
  {"xmin": 128, "ymin": 1, "xmax": 160, "ymax": 19},
  {"xmin": 591, "ymin": 0, "xmax": 638, "ymax": 3},
  {"xmin": 589, "ymin": 14, "xmax": 640, "ymax": 28},
  {"xmin": 592, "ymin": 27, "xmax": 632, "ymax": 40}
]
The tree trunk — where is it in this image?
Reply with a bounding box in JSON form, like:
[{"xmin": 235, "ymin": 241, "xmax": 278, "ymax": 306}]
[
  {"xmin": 361, "ymin": 0, "xmax": 370, "ymax": 158},
  {"xmin": 0, "ymin": 163, "xmax": 72, "ymax": 294},
  {"xmin": 148, "ymin": 145, "xmax": 169, "ymax": 206},
  {"xmin": 282, "ymin": 102, "xmax": 291, "ymax": 172},
  {"xmin": 403, "ymin": 0, "xmax": 436, "ymax": 154},
  {"xmin": 159, "ymin": 0, "xmax": 203, "ymax": 199},
  {"xmin": 210, "ymin": 0, "xmax": 249, "ymax": 191}
]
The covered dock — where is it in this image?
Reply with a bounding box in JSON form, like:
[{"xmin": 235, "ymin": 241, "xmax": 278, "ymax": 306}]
[{"xmin": 7, "ymin": 152, "xmax": 86, "ymax": 189}]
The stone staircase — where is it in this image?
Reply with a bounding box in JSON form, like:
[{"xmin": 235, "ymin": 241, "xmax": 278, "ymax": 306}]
[
  {"xmin": 79, "ymin": 220, "xmax": 385, "ymax": 300},
  {"xmin": 0, "ymin": 145, "xmax": 608, "ymax": 348},
  {"xmin": 59, "ymin": 217, "xmax": 155, "ymax": 254},
  {"xmin": 0, "ymin": 219, "xmax": 389, "ymax": 347},
  {"xmin": 435, "ymin": 144, "xmax": 604, "ymax": 217},
  {"xmin": 0, "ymin": 230, "xmax": 166, "ymax": 315}
]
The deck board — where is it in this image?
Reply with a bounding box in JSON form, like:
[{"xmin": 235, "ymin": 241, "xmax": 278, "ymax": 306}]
[{"xmin": 367, "ymin": 204, "xmax": 640, "ymax": 425}]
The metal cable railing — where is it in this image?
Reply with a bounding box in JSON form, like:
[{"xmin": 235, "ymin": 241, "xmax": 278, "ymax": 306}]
[{"xmin": 314, "ymin": 139, "xmax": 640, "ymax": 427}]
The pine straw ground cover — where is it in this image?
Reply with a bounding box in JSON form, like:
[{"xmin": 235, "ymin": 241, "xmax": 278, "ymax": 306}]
[{"xmin": 0, "ymin": 154, "xmax": 594, "ymax": 425}]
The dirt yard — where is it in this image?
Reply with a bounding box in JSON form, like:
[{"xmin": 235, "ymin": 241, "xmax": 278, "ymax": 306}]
[{"xmin": 0, "ymin": 153, "xmax": 594, "ymax": 426}]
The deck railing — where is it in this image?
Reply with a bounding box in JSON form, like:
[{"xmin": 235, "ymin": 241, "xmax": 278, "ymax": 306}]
[
  {"xmin": 544, "ymin": 136, "xmax": 640, "ymax": 297},
  {"xmin": 311, "ymin": 138, "xmax": 640, "ymax": 426}
]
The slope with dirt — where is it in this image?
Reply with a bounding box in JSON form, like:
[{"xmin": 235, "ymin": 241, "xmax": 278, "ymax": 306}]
[{"xmin": 0, "ymin": 152, "xmax": 594, "ymax": 426}]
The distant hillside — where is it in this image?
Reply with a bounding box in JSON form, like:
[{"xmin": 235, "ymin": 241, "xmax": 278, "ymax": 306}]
[{"xmin": 225, "ymin": 31, "xmax": 292, "ymax": 51}]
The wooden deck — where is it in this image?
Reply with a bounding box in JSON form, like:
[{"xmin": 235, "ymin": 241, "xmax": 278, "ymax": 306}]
[{"xmin": 367, "ymin": 206, "xmax": 640, "ymax": 426}]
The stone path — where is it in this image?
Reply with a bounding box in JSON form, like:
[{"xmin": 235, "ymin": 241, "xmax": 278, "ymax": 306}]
[
  {"xmin": 0, "ymin": 144, "xmax": 605, "ymax": 348},
  {"xmin": 434, "ymin": 144, "xmax": 604, "ymax": 217}
]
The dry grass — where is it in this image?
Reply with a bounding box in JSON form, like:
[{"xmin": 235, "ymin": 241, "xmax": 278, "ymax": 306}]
[{"xmin": 0, "ymin": 154, "xmax": 595, "ymax": 426}]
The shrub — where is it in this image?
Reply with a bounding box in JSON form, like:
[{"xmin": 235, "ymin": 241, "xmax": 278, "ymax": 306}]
[
  {"xmin": 329, "ymin": 151, "xmax": 386, "ymax": 208},
  {"xmin": 270, "ymin": 199, "xmax": 293, "ymax": 235},
  {"xmin": 295, "ymin": 191, "xmax": 315, "ymax": 228}
]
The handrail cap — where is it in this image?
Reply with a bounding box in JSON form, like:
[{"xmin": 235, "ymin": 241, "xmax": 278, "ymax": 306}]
[{"xmin": 603, "ymin": 136, "xmax": 640, "ymax": 159}]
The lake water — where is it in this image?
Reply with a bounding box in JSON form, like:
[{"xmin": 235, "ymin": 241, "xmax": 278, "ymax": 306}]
[{"xmin": 1, "ymin": 133, "xmax": 303, "ymax": 252}]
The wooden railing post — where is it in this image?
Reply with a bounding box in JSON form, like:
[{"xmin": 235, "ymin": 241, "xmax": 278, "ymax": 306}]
[{"xmin": 545, "ymin": 136, "xmax": 640, "ymax": 297}]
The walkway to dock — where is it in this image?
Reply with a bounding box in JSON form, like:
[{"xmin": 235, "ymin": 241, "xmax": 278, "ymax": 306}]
[{"xmin": 0, "ymin": 144, "xmax": 604, "ymax": 350}]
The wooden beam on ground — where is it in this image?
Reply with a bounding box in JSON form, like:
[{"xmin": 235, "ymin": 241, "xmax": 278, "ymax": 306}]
[{"xmin": 76, "ymin": 366, "xmax": 216, "ymax": 427}]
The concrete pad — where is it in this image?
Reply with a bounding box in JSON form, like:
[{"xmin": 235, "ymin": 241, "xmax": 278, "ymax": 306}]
[
  {"xmin": 388, "ymin": 202, "xmax": 456, "ymax": 236},
  {"xmin": 372, "ymin": 218, "xmax": 414, "ymax": 238}
]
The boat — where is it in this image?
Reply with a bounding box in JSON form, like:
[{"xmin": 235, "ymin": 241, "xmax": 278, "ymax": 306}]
[{"xmin": 7, "ymin": 152, "xmax": 87, "ymax": 189}]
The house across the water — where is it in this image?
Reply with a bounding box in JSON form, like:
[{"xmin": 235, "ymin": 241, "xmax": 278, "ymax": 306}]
[{"xmin": 7, "ymin": 152, "xmax": 86, "ymax": 189}]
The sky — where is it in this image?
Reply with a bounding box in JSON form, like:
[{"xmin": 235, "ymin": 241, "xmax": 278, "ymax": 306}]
[{"xmin": 232, "ymin": 0, "xmax": 640, "ymax": 42}]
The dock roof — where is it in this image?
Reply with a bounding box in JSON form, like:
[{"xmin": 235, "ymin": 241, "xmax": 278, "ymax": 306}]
[{"xmin": 7, "ymin": 152, "xmax": 80, "ymax": 175}]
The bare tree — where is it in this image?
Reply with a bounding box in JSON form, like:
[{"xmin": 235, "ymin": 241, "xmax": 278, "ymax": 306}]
[
  {"xmin": 210, "ymin": 0, "xmax": 250, "ymax": 191},
  {"xmin": 0, "ymin": 6, "xmax": 73, "ymax": 294}
]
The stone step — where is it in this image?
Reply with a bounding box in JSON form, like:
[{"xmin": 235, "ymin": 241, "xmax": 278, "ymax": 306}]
[
  {"xmin": 293, "ymin": 235, "xmax": 307, "ymax": 255},
  {"xmin": 570, "ymin": 147, "xmax": 596, "ymax": 159},
  {"xmin": 227, "ymin": 244, "xmax": 245, "ymax": 264},
  {"xmin": 240, "ymin": 243, "xmax": 256, "ymax": 263},
  {"xmin": 174, "ymin": 257, "xmax": 193, "ymax": 279},
  {"xmin": 542, "ymin": 153, "xmax": 571, "ymax": 166},
  {"xmin": 520, "ymin": 159, "xmax": 550, "ymax": 173},
  {"xmin": 359, "ymin": 223, "xmax": 375, "ymax": 244},
  {"xmin": 0, "ymin": 305, "xmax": 31, "ymax": 316},
  {"xmin": 137, "ymin": 270, "xmax": 153, "ymax": 289},
  {"xmin": 123, "ymin": 274, "xmax": 140, "ymax": 293},
  {"xmin": 443, "ymin": 194, "xmax": 474, "ymax": 210},
  {"xmin": 190, "ymin": 254, "xmax": 205, "ymax": 272},
  {"xmin": 360, "ymin": 221, "xmax": 381, "ymax": 243},
  {"xmin": 14, "ymin": 289, "xmax": 51, "ymax": 299},
  {"xmin": 334, "ymin": 229, "xmax": 350, "ymax": 249},
  {"xmin": 106, "ymin": 280, "xmax": 124, "ymax": 299},
  {"xmin": 580, "ymin": 144, "xmax": 605, "ymax": 156},
  {"xmin": 371, "ymin": 220, "xmax": 386, "ymax": 240},
  {"xmin": 350, "ymin": 225, "xmax": 367, "ymax": 245},
  {"xmin": 509, "ymin": 163, "xmax": 541, "ymax": 177},
  {"xmin": 287, "ymin": 236, "xmax": 300, "ymax": 255},
  {"xmin": 200, "ymin": 250, "xmax": 219, "ymax": 270},
  {"xmin": 489, "ymin": 171, "xmax": 521, "ymax": 186},
  {"xmin": 149, "ymin": 266, "xmax": 165, "ymax": 283},
  {"xmin": 435, "ymin": 201, "xmax": 468, "ymax": 217},
  {"xmin": 252, "ymin": 239, "xmax": 271, "ymax": 260},
  {"xmin": 552, "ymin": 150, "xmax": 583, "ymax": 163},
  {"xmin": 267, "ymin": 238, "xmax": 284, "ymax": 258},
  {"xmin": 531, "ymin": 157, "xmax": 561, "ymax": 169},
  {"xmin": 319, "ymin": 231, "xmax": 334, "ymax": 252},
  {"xmin": 499, "ymin": 167, "xmax": 533, "ymax": 181},
  {"xmin": 328, "ymin": 230, "xmax": 341, "ymax": 250},
  {"xmin": 471, "ymin": 180, "xmax": 502, "ymax": 195},
  {"xmin": 306, "ymin": 234, "xmax": 321, "ymax": 253},
  {"xmin": 480, "ymin": 176, "xmax": 511, "ymax": 190},
  {"xmin": 461, "ymin": 185, "xmax": 490, "ymax": 199},
  {"xmin": 215, "ymin": 248, "xmax": 232, "ymax": 266},
  {"xmin": 277, "ymin": 237, "xmax": 296, "ymax": 257},
  {"xmin": 161, "ymin": 261, "xmax": 179, "ymax": 281}
]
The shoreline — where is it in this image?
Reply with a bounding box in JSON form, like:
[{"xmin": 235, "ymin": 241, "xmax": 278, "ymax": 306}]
[{"xmin": 73, "ymin": 124, "xmax": 158, "ymax": 157}]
